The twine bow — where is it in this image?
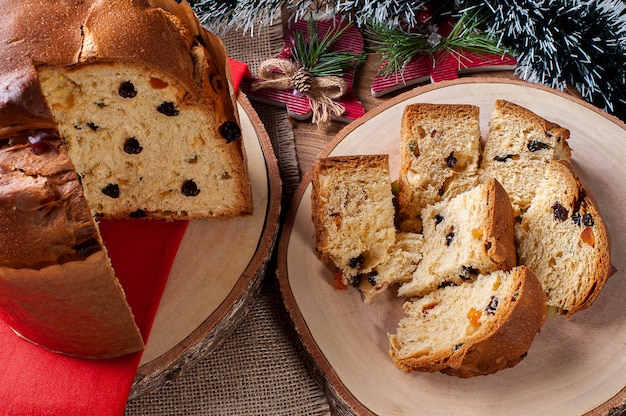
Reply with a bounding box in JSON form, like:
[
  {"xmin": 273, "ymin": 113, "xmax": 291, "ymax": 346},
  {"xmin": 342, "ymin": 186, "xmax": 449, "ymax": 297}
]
[{"xmin": 252, "ymin": 58, "xmax": 348, "ymax": 125}]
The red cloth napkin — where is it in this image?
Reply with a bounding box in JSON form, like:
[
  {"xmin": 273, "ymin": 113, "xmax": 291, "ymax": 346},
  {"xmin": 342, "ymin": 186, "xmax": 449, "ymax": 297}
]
[
  {"xmin": 0, "ymin": 59, "xmax": 250, "ymax": 415},
  {"xmin": 0, "ymin": 219, "xmax": 188, "ymax": 416},
  {"xmin": 228, "ymin": 58, "xmax": 251, "ymax": 94}
]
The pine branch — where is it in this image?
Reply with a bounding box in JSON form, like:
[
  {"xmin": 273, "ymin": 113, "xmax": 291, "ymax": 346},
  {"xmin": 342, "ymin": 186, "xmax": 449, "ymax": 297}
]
[
  {"xmin": 290, "ymin": 18, "xmax": 365, "ymax": 77},
  {"xmin": 367, "ymin": 9, "xmax": 509, "ymax": 75}
]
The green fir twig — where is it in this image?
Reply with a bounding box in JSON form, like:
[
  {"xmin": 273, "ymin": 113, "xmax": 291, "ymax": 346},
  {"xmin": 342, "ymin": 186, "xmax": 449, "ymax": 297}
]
[
  {"xmin": 290, "ymin": 17, "xmax": 365, "ymax": 77},
  {"xmin": 367, "ymin": 9, "xmax": 510, "ymax": 76}
]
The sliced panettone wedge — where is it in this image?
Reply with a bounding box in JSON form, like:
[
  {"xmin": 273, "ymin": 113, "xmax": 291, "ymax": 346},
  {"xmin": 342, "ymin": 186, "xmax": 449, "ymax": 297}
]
[
  {"xmin": 389, "ymin": 266, "xmax": 547, "ymax": 377},
  {"xmin": 480, "ymin": 100, "xmax": 571, "ymax": 216},
  {"xmin": 396, "ymin": 103, "xmax": 482, "ymax": 233},
  {"xmin": 516, "ymin": 160, "xmax": 611, "ymax": 316},
  {"xmin": 398, "ymin": 178, "xmax": 516, "ymax": 299},
  {"xmin": 311, "ymin": 154, "xmax": 397, "ymax": 287}
]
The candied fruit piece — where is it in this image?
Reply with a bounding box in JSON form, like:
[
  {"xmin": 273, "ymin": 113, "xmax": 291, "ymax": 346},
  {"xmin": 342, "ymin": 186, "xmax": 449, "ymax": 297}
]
[
  {"xmin": 527, "ymin": 140, "xmax": 549, "ymax": 152},
  {"xmin": 157, "ymin": 101, "xmax": 179, "ymax": 116},
  {"xmin": 580, "ymin": 226, "xmax": 595, "ymax": 247},
  {"xmin": 181, "ymin": 179, "xmax": 200, "ymax": 196},
  {"xmin": 101, "ymin": 183, "xmax": 120, "ymax": 199},
  {"xmin": 333, "ymin": 270, "xmax": 348, "ymax": 290},
  {"xmin": 149, "ymin": 77, "xmax": 168, "ymax": 89},
  {"xmin": 492, "ymin": 275, "xmax": 501, "ymax": 290},
  {"xmin": 119, "ymin": 81, "xmax": 137, "ymax": 98},
  {"xmin": 219, "ymin": 121, "xmax": 242, "ymax": 143},
  {"xmin": 391, "ymin": 180, "xmax": 400, "ymax": 195},
  {"xmin": 467, "ymin": 307, "xmax": 482, "ymax": 327},
  {"xmin": 551, "ymin": 202, "xmax": 568, "ymax": 221},
  {"xmin": 421, "ymin": 302, "xmax": 438, "ymax": 317},
  {"xmin": 123, "ymin": 137, "xmax": 143, "ymax": 154}
]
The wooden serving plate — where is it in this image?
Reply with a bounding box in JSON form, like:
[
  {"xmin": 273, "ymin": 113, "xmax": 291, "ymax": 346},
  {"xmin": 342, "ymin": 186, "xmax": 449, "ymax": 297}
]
[
  {"xmin": 130, "ymin": 95, "xmax": 281, "ymax": 398},
  {"xmin": 277, "ymin": 78, "xmax": 626, "ymax": 415}
]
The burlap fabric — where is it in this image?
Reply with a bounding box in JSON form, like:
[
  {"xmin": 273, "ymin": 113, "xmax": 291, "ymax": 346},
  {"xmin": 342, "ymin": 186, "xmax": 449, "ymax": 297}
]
[{"xmin": 125, "ymin": 22, "xmax": 331, "ymax": 416}]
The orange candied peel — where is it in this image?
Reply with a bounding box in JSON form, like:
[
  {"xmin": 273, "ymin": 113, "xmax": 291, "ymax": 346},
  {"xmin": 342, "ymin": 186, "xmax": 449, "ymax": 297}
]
[
  {"xmin": 333, "ymin": 270, "xmax": 348, "ymax": 290},
  {"xmin": 467, "ymin": 307, "xmax": 482, "ymax": 327},
  {"xmin": 580, "ymin": 226, "xmax": 595, "ymax": 247}
]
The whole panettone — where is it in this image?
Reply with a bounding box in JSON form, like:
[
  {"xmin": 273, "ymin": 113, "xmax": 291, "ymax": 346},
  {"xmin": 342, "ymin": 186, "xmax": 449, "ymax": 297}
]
[{"xmin": 0, "ymin": 0, "xmax": 252, "ymax": 357}]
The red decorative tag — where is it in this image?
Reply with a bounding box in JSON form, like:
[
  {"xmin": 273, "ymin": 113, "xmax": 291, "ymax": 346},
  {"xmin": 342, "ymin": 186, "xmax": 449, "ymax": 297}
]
[
  {"xmin": 242, "ymin": 16, "xmax": 365, "ymax": 123},
  {"xmin": 371, "ymin": 50, "xmax": 517, "ymax": 97}
]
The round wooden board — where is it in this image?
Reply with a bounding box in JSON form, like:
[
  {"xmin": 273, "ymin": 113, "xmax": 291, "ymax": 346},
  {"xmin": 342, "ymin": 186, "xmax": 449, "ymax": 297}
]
[
  {"xmin": 130, "ymin": 95, "xmax": 282, "ymax": 398},
  {"xmin": 277, "ymin": 78, "xmax": 626, "ymax": 415}
]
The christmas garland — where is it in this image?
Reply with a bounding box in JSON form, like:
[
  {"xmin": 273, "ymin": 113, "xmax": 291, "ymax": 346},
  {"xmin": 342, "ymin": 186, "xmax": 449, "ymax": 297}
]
[
  {"xmin": 191, "ymin": 0, "xmax": 626, "ymax": 121},
  {"xmin": 456, "ymin": 0, "xmax": 626, "ymax": 121},
  {"xmin": 365, "ymin": 9, "xmax": 511, "ymax": 76}
]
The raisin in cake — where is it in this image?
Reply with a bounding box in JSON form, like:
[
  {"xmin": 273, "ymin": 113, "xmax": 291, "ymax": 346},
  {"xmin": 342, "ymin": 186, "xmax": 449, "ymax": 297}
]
[
  {"xmin": 389, "ymin": 266, "xmax": 546, "ymax": 377},
  {"xmin": 311, "ymin": 155, "xmax": 397, "ymax": 287},
  {"xmin": 397, "ymin": 103, "xmax": 481, "ymax": 232},
  {"xmin": 398, "ymin": 178, "xmax": 517, "ymax": 298},
  {"xmin": 0, "ymin": 0, "xmax": 250, "ymax": 357},
  {"xmin": 480, "ymin": 100, "xmax": 571, "ymax": 216},
  {"xmin": 516, "ymin": 160, "xmax": 611, "ymax": 316}
]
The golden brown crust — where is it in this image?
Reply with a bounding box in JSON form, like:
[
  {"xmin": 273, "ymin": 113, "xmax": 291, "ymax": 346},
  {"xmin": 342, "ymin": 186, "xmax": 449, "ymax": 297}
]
[
  {"xmin": 483, "ymin": 178, "xmax": 517, "ymax": 271},
  {"xmin": 443, "ymin": 267, "xmax": 546, "ymax": 377},
  {"xmin": 389, "ymin": 266, "xmax": 546, "ymax": 376},
  {"xmin": 0, "ymin": 251, "xmax": 144, "ymax": 358},
  {"xmin": 0, "ymin": 139, "xmax": 101, "ymax": 269}
]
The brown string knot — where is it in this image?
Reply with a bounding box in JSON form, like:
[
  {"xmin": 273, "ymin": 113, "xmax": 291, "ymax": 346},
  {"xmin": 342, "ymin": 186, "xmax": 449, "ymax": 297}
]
[{"xmin": 252, "ymin": 58, "xmax": 347, "ymax": 124}]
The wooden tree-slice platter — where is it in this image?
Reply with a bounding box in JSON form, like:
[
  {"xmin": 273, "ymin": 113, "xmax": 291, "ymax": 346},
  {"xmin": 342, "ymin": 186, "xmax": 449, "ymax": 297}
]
[
  {"xmin": 277, "ymin": 78, "xmax": 626, "ymax": 415},
  {"xmin": 130, "ymin": 95, "xmax": 281, "ymax": 398}
]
